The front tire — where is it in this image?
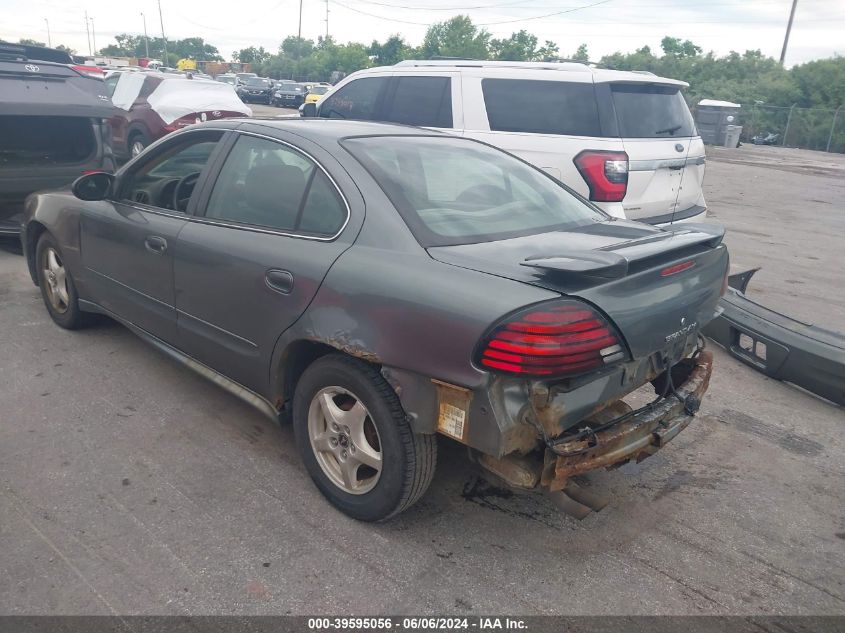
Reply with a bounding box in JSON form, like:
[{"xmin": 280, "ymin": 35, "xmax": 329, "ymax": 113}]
[
  {"xmin": 36, "ymin": 233, "xmax": 89, "ymax": 329},
  {"xmin": 293, "ymin": 355, "xmax": 437, "ymax": 521}
]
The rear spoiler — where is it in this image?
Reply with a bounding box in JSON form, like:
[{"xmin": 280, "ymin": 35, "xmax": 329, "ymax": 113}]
[{"xmin": 520, "ymin": 223, "xmax": 725, "ymax": 280}]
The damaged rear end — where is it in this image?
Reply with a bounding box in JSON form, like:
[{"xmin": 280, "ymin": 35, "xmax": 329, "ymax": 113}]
[{"xmin": 430, "ymin": 220, "xmax": 728, "ymax": 510}]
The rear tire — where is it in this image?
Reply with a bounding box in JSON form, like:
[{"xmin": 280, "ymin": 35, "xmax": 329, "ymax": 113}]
[
  {"xmin": 35, "ymin": 233, "xmax": 89, "ymax": 330},
  {"xmin": 293, "ymin": 354, "xmax": 437, "ymax": 521}
]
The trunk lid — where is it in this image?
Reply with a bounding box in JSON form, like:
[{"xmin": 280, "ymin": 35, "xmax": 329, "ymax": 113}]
[{"xmin": 428, "ymin": 220, "xmax": 728, "ymax": 359}]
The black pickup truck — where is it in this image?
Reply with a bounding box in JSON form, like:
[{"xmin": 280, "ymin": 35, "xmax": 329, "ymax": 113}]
[{"xmin": 0, "ymin": 42, "xmax": 115, "ymax": 236}]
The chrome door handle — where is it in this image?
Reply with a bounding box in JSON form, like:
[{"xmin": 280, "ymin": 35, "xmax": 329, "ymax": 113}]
[
  {"xmin": 265, "ymin": 269, "xmax": 294, "ymax": 294},
  {"xmin": 145, "ymin": 235, "xmax": 167, "ymax": 254}
]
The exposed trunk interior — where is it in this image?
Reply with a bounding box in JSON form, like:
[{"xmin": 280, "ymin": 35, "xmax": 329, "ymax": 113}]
[{"xmin": 0, "ymin": 116, "xmax": 95, "ymax": 167}]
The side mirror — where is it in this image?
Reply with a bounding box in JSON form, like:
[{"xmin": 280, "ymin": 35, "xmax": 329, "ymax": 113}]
[
  {"xmin": 301, "ymin": 102, "xmax": 317, "ymax": 118},
  {"xmin": 72, "ymin": 172, "xmax": 114, "ymax": 201}
]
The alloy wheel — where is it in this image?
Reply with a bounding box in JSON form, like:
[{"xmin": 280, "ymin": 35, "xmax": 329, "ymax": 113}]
[
  {"xmin": 42, "ymin": 247, "xmax": 69, "ymax": 314},
  {"xmin": 307, "ymin": 386, "xmax": 382, "ymax": 495}
]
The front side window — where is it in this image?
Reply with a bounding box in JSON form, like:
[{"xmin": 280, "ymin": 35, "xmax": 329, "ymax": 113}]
[
  {"xmin": 384, "ymin": 76, "xmax": 452, "ymax": 128},
  {"xmin": 482, "ymin": 78, "xmax": 601, "ymax": 137},
  {"xmin": 344, "ymin": 135, "xmax": 604, "ymax": 247},
  {"xmin": 319, "ymin": 77, "xmax": 387, "ymax": 120},
  {"xmin": 205, "ymin": 135, "xmax": 346, "ymax": 236},
  {"xmin": 610, "ymin": 83, "xmax": 696, "ymax": 138},
  {"xmin": 119, "ymin": 132, "xmax": 222, "ymax": 211}
]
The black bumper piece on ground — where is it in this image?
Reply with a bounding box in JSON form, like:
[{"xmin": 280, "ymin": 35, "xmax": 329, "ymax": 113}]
[{"xmin": 703, "ymin": 269, "xmax": 845, "ymax": 407}]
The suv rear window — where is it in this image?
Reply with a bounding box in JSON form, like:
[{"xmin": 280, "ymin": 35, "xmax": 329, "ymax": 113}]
[
  {"xmin": 610, "ymin": 83, "xmax": 696, "ymax": 138},
  {"xmin": 482, "ymin": 79, "xmax": 601, "ymax": 137},
  {"xmin": 0, "ymin": 116, "xmax": 94, "ymax": 166}
]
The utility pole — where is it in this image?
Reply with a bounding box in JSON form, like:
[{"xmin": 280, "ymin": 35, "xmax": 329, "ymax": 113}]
[
  {"xmin": 779, "ymin": 0, "xmax": 798, "ymax": 65},
  {"xmin": 90, "ymin": 17, "xmax": 97, "ymax": 55},
  {"xmin": 158, "ymin": 0, "xmax": 168, "ymax": 64},
  {"xmin": 141, "ymin": 12, "xmax": 150, "ymax": 58},
  {"xmin": 325, "ymin": 0, "xmax": 329, "ymax": 41},
  {"xmin": 298, "ymin": 0, "xmax": 303, "ymax": 39},
  {"xmin": 44, "ymin": 18, "xmax": 51, "ymax": 48},
  {"xmin": 84, "ymin": 10, "xmax": 92, "ymax": 56}
]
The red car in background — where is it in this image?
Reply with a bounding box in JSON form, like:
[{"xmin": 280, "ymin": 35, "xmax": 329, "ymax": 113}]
[{"xmin": 104, "ymin": 71, "xmax": 252, "ymax": 160}]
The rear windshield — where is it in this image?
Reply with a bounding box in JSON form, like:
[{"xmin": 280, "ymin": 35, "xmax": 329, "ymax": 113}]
[
  {"xmin": 310, "ymin": 86, "xmax": 329, "ymax": 95},
  {"xmin": 0, "ymin": 116, "xmax": 94, "ymax": 166},
  {"xmin": 611, "ymin": 83, "xmax": 696, "ymax": 137},
  {"xmin": 482, "ymin": 78, "xmax": 601, "ymax": 137},
  {"xmin": 343, "ymin": 135, "xmax": 604, "ymax": 247}
]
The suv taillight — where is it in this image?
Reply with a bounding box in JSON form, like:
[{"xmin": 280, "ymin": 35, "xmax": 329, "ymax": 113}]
[
  {"xmin": 477, "ymin": 300, "xmax": 627, "ymax": 378},
  {"xmin": 71, "ymin": 64, "xmax": 104, "ymax": 78},
  {"xmin": 573, "ymin": 150, "xmax": 628, "ymax": 202}
]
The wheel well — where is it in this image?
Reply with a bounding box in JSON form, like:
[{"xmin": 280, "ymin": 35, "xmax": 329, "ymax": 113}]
[
  {"xmin": 25, "ymin": 221, "xmax": 48, "ymax": 286},
  {"xmin": 278, "ymin": 340, "xmax": 340, "ymax": 411}
]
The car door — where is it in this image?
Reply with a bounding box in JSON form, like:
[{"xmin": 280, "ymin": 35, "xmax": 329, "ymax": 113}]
[
  {"xmin": 80, "ymin": 129, "xmax": 226, "ymax": 343},
  {"xmin": 173, "ymin": 129, "xmax": 362, "ymax": 393}
]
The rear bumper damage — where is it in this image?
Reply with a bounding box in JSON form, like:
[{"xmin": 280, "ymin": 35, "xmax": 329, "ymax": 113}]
[
  {"xmin": 476, "ymin": 350, "xmax": 714, "ymax": 503},
  {"xmin": 541, "ymin": 350, "xmax": 713, "ymax": 491}
]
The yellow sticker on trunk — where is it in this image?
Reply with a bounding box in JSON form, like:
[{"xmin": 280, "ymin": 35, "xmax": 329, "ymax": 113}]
[{"xmin": 438, "ymin": 402, "xmax": 466, "ymax": 441}]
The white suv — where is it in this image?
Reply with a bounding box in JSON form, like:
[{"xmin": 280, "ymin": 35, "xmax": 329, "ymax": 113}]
[{"xmin": 306, "ymin": 60, "xmax": 707, "ymax": 225}]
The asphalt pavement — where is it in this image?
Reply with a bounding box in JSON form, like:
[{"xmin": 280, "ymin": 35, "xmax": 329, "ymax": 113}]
[{"xmin": 0, "ymin": 145, "xmax": 843, "ymax": 616}]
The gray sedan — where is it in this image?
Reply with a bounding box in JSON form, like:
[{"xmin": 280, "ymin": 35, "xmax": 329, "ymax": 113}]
[{"xmin": 21, "ymin": 119, "xmax": 728, "ymax": 521}]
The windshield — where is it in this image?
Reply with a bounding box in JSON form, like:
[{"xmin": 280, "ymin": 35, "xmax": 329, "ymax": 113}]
[
  {"xmin": 310, "ymin": 86, "xmax": 329, "ymax": 95},
  {"xmin": 246, "ymin": 78, "xmax": 271, "ymax": 88},
  {"xmin": 343, "ymin": 136, "xmax": 605, "ymax": 247},
  {"xmin": 611, "ymin": 83, "xmax": 696, "ymax": 138},
  {"xmin": 218, "ymin": 76, "xmax": 235, "ymax": 84}
]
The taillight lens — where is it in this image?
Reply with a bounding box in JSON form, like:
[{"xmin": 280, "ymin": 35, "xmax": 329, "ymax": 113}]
[
  {"xmin": 477, "ymin": 300, "xmax": 627, "ymax": 378},
  {"xmin": 573, "ymin": 150, "xmax": 629, "ymax": 202}
]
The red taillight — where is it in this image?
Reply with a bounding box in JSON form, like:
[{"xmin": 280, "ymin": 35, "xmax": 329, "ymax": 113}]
[
  {"xmin": 573, "ymin": 150, "xmax": 628, "ymax": 203},
  {"xmin": 477, "ymin": 301, "xmax": 627, "ymax": 378},
  {"xmin": 71, "ymin": 64, "xmax": 104, "ymax": 78}
]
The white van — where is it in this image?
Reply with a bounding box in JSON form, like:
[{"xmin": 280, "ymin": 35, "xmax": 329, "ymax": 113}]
[{"xmin": 306, "ymin": 60, "xmax": 707, "ymax": 225}]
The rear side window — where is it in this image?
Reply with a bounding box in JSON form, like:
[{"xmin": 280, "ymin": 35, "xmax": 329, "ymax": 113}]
[
  {"xmin": 319, "ymin": 77, "xmax": 388, "ymax": 120},
  {"xmin": 0, "ymin": 116, "xmax": 95, "ymax": 166},
  {"xmin": 611, "ymin": 84, "xmax": 696, "ymax": 138},
  {"xmin": 384, "ymin": 76, "xmax": 453, "ymax": 128},
  {"xmin": 205, "ymin": 135, "xmax": 346, "ymax": 237},
  {"xmin": 482, "ymin": 79, "xmax": 601, "ymax": 137}
]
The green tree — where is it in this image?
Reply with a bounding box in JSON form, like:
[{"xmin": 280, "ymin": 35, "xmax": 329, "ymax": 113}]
[
  {"xmin": 18, "ymin": 38, "xmax": 47, "ymax": 47},
  {"xmin": 236, "ymin": 46, "xmax": 270, "ymax": 65},
  {"xmin": 421, "ymin": 15, "xmax": 490, "ymax": 60},
  {"xmin": 490, "ymin": 30, "xmax": 538, "ymax": 61},
  {"xmin": 571, "ymin": 43, "xmax": 589, "ymax": 62},
  {"xmin": 369, "ymin": 35, "xmax": 413, "ymax": 66}
]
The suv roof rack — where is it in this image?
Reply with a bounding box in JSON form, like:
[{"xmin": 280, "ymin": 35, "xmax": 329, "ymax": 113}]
[{"xmin": 393, "ymin": 59, "xmax": 592, "ymax": 72}]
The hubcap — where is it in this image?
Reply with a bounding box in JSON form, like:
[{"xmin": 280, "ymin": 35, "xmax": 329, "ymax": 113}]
[
  {"xmin": 42, "ymin": 247, "xmax": 69, "ymax": 314},
  {"xmin": 131, "ymin": 140, "xmax": 145, "ymax": 157},
  {"xmin": 307, "ymin": 386, "xmax": 382, "ymax": 495}
]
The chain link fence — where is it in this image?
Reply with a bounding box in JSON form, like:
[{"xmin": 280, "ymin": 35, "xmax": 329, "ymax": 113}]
[{"xmin": 739, "ymin": 103, "xmax": 845, "ymax": 153}]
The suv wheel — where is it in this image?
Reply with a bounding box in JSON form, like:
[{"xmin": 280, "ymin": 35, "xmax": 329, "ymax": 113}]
[
  {"xmin": 129, "ymin": 131, "xmax": 150, "ymax": 158},
  {"xmin": 36, "ymin": 233, "xmax": 90, "ymax": 329},
  {"xmin": 293, "ymin": 354, "xmax": 437, "ymax": 521}
]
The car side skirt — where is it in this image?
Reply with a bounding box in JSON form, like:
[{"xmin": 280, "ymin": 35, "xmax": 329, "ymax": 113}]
[{"xmin": 79, "ymin": 299, "xmax": 282, "ymax": 422}]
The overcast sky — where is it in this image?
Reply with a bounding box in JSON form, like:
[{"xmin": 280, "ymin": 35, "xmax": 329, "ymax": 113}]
[{"xmin": 2, "ymin": 0, "xmax": 842, "ymax": 67}]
